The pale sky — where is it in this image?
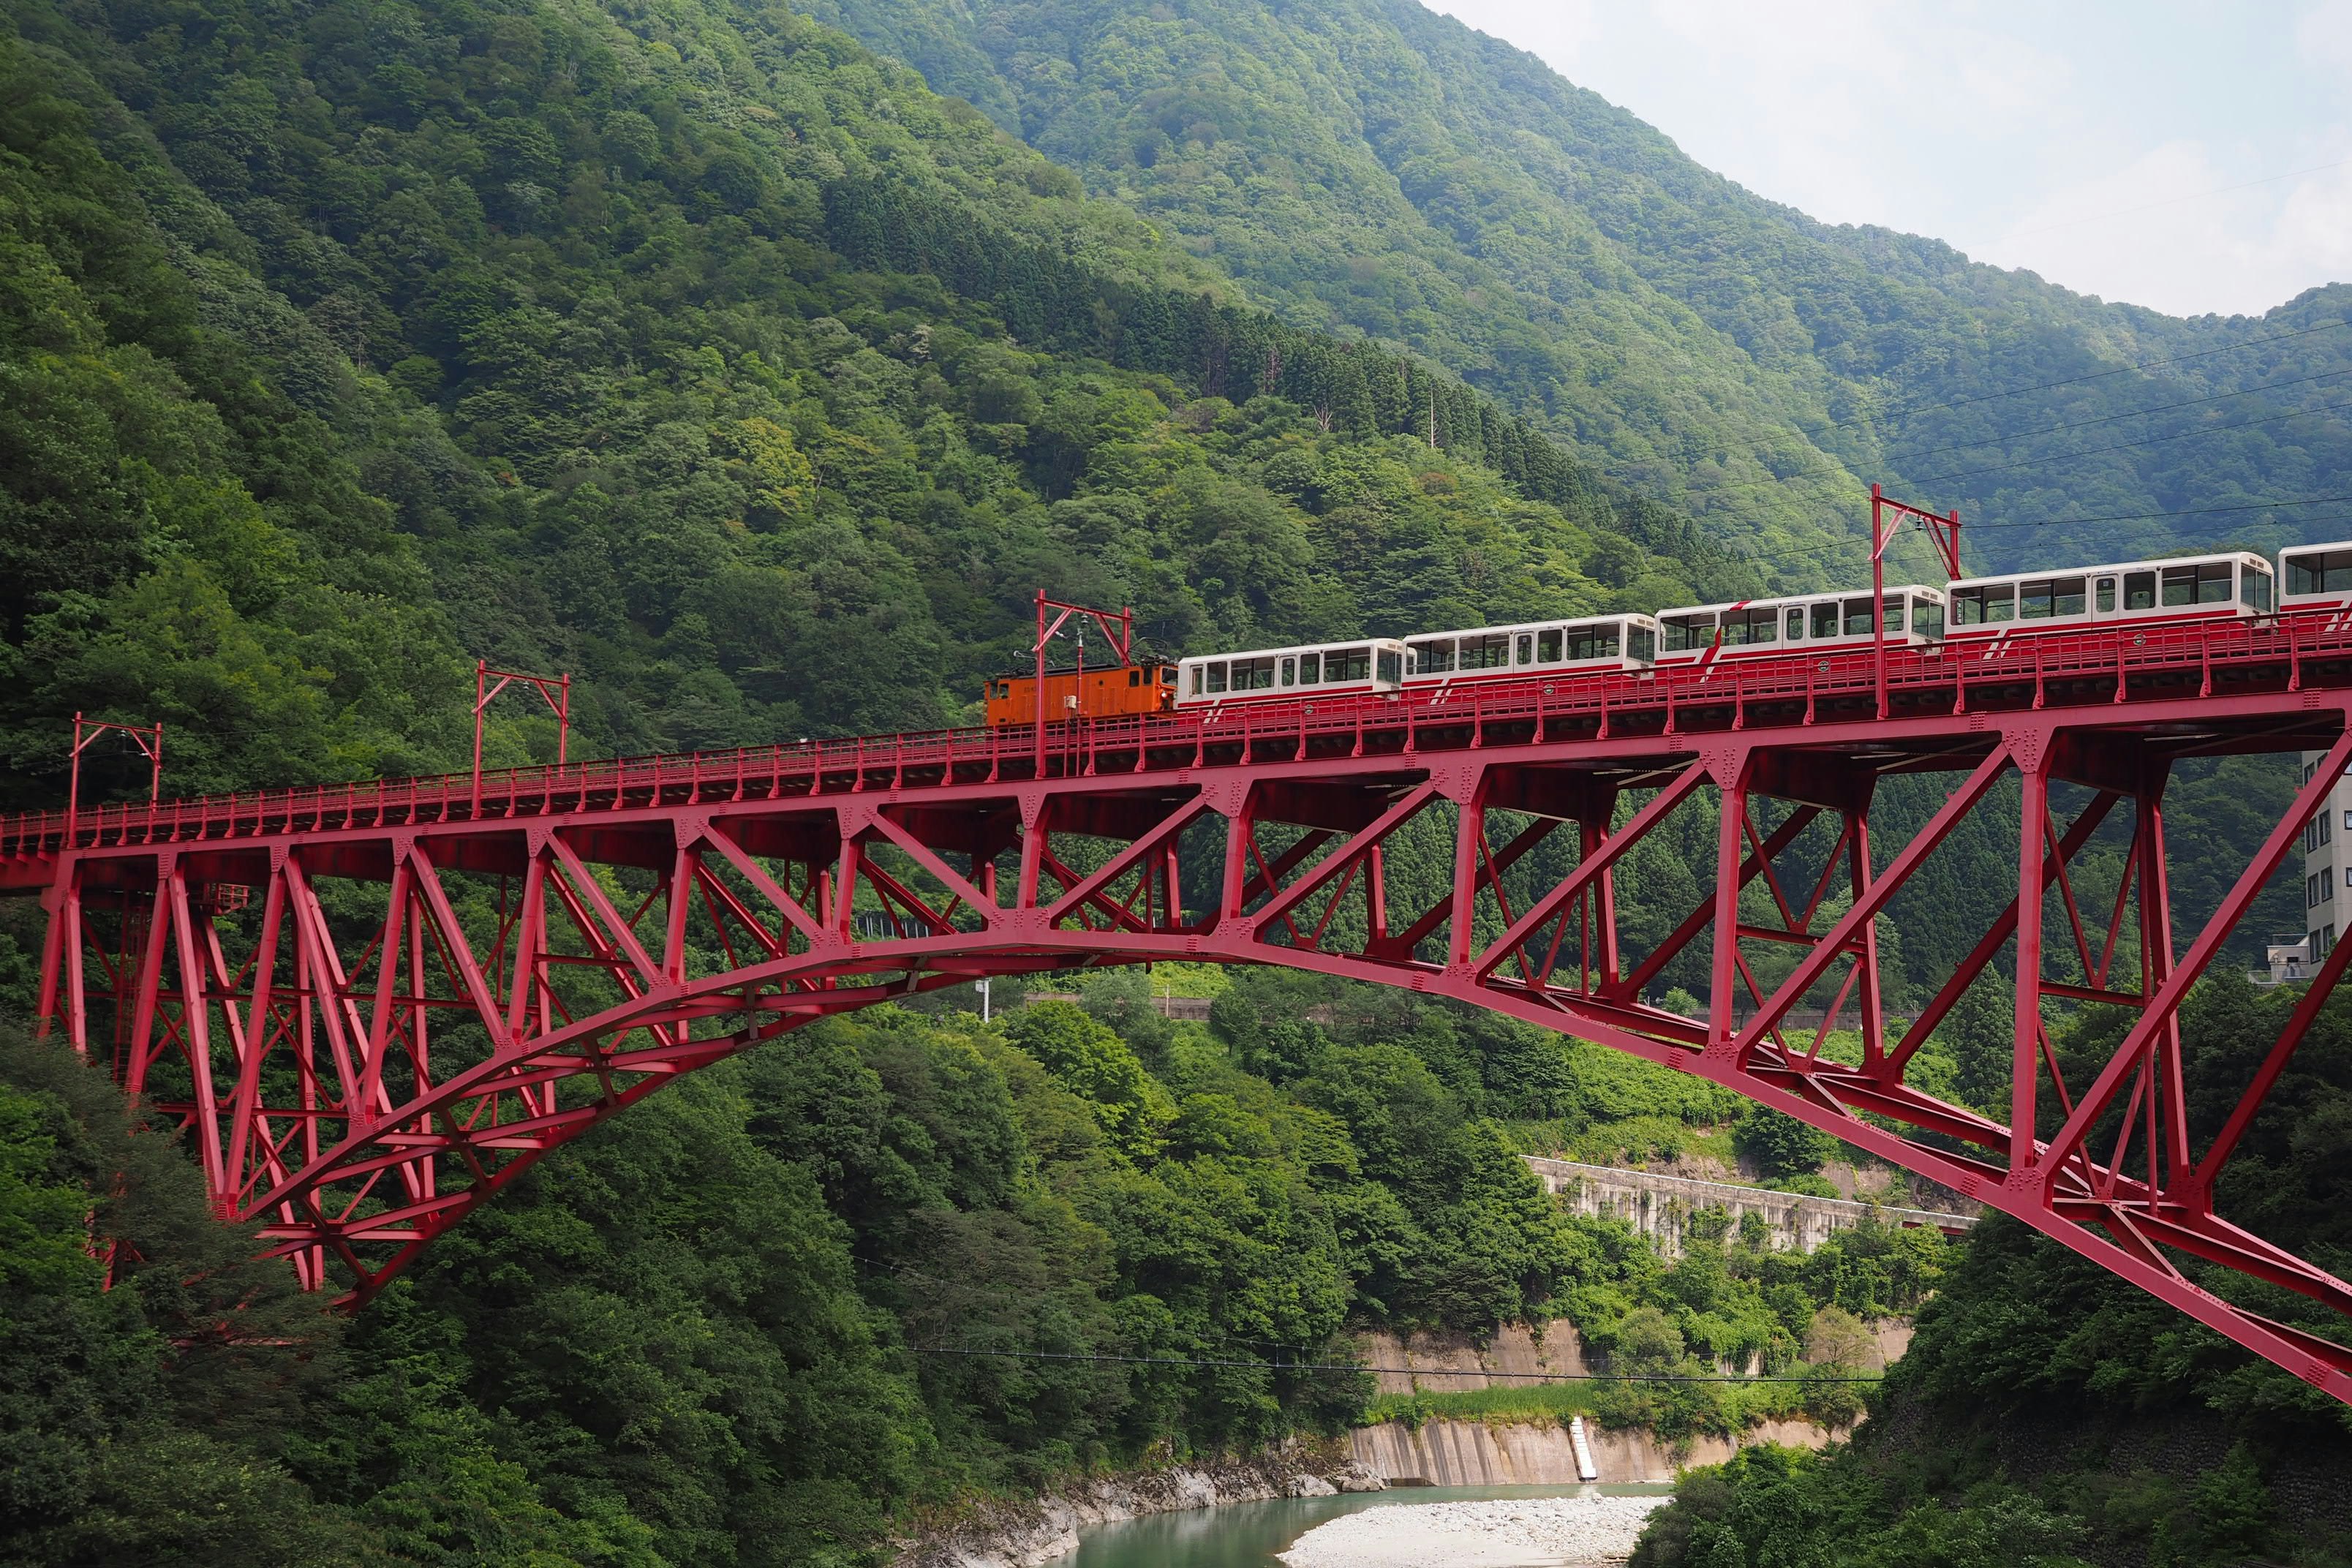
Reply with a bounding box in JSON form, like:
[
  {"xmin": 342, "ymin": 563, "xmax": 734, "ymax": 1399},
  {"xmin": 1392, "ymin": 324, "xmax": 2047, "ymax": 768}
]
[{"xmin": 1428, "ymin": 0, "xmax": 2352, "ymax": 320}]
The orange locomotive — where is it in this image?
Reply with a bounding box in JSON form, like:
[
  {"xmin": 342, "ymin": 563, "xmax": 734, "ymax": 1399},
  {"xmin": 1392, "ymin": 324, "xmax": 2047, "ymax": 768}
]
[{"xmin": 984, "ymin": 660, "xmax": 1179, "ymax": 725}]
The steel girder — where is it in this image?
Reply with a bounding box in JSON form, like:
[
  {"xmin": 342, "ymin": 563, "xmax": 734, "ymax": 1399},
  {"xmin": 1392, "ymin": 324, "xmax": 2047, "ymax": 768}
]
[{"xmin": 18, "ymin": 691, "xmax": 2352, "ymax": 1406}]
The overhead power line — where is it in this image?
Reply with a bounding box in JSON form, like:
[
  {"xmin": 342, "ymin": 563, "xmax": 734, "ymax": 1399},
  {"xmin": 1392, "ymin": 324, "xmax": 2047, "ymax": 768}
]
[
  {"xmin": 913, "ymin": 1344, "xmax": 1882, "ymax": 1384},
  {"xmin": 1896, "ymin": 318, "xmax": 2351, "ymax": 417},
  {"xmin": 1918, "ymin": 393, "xmax": 2352, "ymax": 486},
  {"xmin": 1893, "ymin": 366, "xmax": 2352, "ymax": 461}
]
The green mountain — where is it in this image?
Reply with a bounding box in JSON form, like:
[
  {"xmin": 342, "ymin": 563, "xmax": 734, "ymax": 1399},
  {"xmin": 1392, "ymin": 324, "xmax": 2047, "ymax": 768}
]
[
  {"xmin": 807, "ymin": 0, "xmax": 2352, "ymax": 581},
  {"xmin": 0, "ymin": 0, "xmax": 1749, "ymax": 811}
]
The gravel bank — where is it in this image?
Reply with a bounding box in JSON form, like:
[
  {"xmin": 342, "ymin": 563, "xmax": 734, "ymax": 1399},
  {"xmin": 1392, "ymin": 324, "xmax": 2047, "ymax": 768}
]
[{"xmin": 1278, "ymin": 1494, "xmax": 1667, "ymax": 1567}]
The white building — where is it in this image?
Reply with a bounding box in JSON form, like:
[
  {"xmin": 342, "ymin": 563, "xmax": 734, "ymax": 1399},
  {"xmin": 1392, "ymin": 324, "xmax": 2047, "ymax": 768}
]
[{"xmin": 2297, "ymin": 750, "xmax": 2352, "ymax": 961}]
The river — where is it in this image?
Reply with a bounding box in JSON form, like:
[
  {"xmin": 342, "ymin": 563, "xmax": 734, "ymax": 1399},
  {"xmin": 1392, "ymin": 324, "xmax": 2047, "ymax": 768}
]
[{"xmin": 1066, "ymin": 1483, "xmax": 1676, "ymax": 1568}]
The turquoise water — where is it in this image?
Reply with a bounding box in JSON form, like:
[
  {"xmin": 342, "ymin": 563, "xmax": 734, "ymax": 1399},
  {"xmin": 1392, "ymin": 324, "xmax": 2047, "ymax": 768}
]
[{"xmin": 1066, "ymin": 1483, "xmax": 1676, "ymax": 1568}]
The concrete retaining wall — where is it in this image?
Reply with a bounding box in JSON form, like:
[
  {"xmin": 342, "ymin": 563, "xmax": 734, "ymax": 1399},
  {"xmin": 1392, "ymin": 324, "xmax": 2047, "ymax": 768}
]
[
  {"xmin": 1524, "ymin": 1156, "xmax": 1975, "ymax": 1260},
  {"xmin": 1349, "ymin": 1418, "xmax": 1837, "ymax": 1486}
]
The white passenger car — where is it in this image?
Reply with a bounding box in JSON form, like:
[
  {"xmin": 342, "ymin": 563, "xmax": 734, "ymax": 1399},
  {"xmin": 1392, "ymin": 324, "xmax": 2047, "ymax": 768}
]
[
  {"xmin": 1649, "ymin": 587, "xmax": 1948, "ymax": 668},
  {"xmin": 1944, "ymin": 551, "xmax": 2272, "ymax": 640},
  {"xmin": 1402, "ymin": 614, "xmax": 1659, "ymax": 690},
  {"xmin": 2279, "ymin": 540, "xmax": 2352, "ymax": 614},
  {"xmin": 1173, "ymin": 638, "xmax": 1408, "ymax": 709}
]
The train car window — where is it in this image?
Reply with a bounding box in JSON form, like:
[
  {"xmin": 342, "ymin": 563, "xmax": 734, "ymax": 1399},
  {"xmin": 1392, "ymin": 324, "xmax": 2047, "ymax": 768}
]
[
  {"xmin": 1537, "ymin": 628, "xmax": 1562, "ymax": 662},
  {"xmin": 1377, "ymin": 649, "xmax": 1402, "ymax": 684},
  {"xmin": 1561, "ymin": 626, "xmax": 1620, "ymax": 661},
  {"xmin": 2125, "ymin": 572, "xmax": 2155, "ymax": 609},
  {"xmin": 1722, "ymin": 607, "xmax": 1776, "ymax": 644},
  {"xmin": 1662, "ymin": 613, "xmax": 1717, "ymax": 652},
  {"xmin": 1882, "ymin": 596, "xmax": 1907, "ymax": 633},
  {"xmin": 2095, "ymin": 577, "xmax": 2117, "ymax": 612},
  {"xmin": 1950, "ymin": 584, "xmax": 2013, "ymax": 624},
  {"xmin": 1233, "ymin": 657, "xmax": 1277, "ymax": 690},
  {"xmin": 1807, "ymin": 602, "xmax": 1836, "ymax": 638},
  {"xmin": 1279, "ymin": 657, "xmax": 1297, "ymax": 687},
  {"xmin": 2019, "ymin": 580, "xmax": 2054, "ymax": 619},
  {"xmin": 1300, "ymin": 652, "xmax": 1321, "ymax": 684},
  {"xmin": 1785, "ymin": 608, "xmax": 1804, "ymax": 639},
  {"xmin": 1843, "ymin": 598, "xmax": 1875, "ymax": 635},
  {"xmin": 2199, "ymin": 562, "xmax": 2232, "ymax": 603},
  {"xmin": 1913, "ymin": 595, "xmax": 1944, "ymax": 640},
  {"xmin": 1327, "ymin": 647, "xmax": 1371, "ymax": 682},
  {"xmin": 2057, "ymin": 578, "xmax": 2086, "ymax": 615},
  {"xmin": 1202, "ymin": 663, "xmax": 1226, "ymax": 694},
  {"xmin": 2160, "ymin": 565, "xmax": 2197, "ymax": 606},
  {"xmin": 1409, "ymin": 638, "xmax": 1455, "ymax": 674},
  {"xmin": 2287, "ymin": 548, "xmax": 2352, "ymax": 593},
  {"xmin": 1516, "ymin": 634, "xmax": 1534, "ymax": 665},
  {"xmin": 1459, "ymin": 633, "xmax": 1512, "ymax": 669},
  {"xmin": 1629, "ymin": 625, "xmax": 1656, "ymax": 662},
  {"xmin": 2244, "ymin": 566, "xmax": 2273, "ymax": 611}
]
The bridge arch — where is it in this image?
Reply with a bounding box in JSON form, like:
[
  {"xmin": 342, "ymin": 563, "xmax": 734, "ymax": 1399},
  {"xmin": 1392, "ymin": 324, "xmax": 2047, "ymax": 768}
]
[{"xmin": 9, "ymin": 634, "xmax": 2352, "ymax": 1404}]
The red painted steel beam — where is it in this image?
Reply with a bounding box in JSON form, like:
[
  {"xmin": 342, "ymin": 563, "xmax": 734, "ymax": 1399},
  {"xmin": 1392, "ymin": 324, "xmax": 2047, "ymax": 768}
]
[{"xmin": 14, "ymin": 674, "xmax": 2352, "ymax": 1407}]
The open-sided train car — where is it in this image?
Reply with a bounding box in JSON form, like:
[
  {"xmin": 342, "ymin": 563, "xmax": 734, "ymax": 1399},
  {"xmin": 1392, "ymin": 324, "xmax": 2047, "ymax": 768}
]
[
  {"xmin": 2281, "ymin": 541, "xmax": 2352, "ymax": 617},
  {"xmin": 1944, "ymin": 551, "xmax": 2273, "ymax": 641},
  {"xmin": 1649, "ymin": 587, "xmax": 1948, "ymax": 668},
  {"xmin": 1172, "ymin": 639, "xmax": 1407, "ymax": 710},
  {"xmin": 1402, "ymin": 614, "xmax": 1659, "ymax": 690}
]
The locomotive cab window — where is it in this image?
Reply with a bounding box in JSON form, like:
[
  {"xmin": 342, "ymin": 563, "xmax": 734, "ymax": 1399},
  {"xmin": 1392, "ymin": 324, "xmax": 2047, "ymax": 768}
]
[{"xmin": 1128, "ymin": 668, "xmax": 1142, "ymax": 686}]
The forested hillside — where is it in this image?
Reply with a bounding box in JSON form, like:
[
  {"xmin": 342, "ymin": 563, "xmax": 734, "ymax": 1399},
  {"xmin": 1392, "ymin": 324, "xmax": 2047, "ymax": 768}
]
[
  {"xmin": 0, "ymin": 0, "xmax": 1749, "ymax": 821},
  {"xmin": 1631, "ymin": 972, "xmax": 2352, "ymax": 1568},
  {"xmin": 0, "ymin": 0, "xmax": 2345, "ymax": 1564},
  {"xmin": 807, "ymin": 0, "xmax": 2352, "ymax": 581}
]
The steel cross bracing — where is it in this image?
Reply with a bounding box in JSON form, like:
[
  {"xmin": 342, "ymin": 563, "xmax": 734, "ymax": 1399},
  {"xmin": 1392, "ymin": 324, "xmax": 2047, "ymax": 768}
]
[{"xmin": 10, "ymin": 617, "xmax": 2352, "ymax": 1404}]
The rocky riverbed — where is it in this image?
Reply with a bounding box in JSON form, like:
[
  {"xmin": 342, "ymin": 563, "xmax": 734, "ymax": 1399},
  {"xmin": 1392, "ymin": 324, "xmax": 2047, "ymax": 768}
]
[{"xmin": 1277, "ymin": 1494, "xmax": 1668, "ymax": 1567}]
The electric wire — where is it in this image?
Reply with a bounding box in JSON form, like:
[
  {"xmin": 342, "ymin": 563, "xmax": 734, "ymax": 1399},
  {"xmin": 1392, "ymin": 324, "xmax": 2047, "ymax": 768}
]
[
  {"xmin": 1891, "ymin": 365, "xmax": 2352, "ymax": 461},
  {"xmin": 911, "ymin": 1344, "xmax": 1881, "ymax": 1384},
  {"xmin": 1891, "ymin": 317, "xmax": 2351, "ymax": 416},
  {"xmin": 1916, "ymin": 393, "xmax": 2352, "ymax": 486}
]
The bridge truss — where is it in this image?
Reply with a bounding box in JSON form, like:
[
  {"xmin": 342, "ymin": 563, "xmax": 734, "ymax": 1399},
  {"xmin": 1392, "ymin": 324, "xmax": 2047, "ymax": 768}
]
[{"xmin": 6, "ymin": 617, "xmax": 2352, "ymax": 1404}]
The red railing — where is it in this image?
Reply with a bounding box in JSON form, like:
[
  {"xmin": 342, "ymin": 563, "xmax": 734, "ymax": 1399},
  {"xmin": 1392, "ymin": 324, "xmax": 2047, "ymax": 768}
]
[{"xmin": 4, "ymin": 611, "xmax": 2341, "ymax": 864}]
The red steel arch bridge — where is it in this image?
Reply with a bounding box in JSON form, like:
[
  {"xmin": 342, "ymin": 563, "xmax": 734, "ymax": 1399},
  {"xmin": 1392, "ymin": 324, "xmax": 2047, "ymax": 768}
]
[{"xmin": 8, "ymin": 616, "xmax": 2352, "ymax": 1406}]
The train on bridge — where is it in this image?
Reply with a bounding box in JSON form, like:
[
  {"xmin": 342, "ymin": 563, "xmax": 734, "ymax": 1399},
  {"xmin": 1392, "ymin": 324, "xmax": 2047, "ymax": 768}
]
[{"xmin": 987, "ymin": 540, "xmax": 2349, "ymax": 722}]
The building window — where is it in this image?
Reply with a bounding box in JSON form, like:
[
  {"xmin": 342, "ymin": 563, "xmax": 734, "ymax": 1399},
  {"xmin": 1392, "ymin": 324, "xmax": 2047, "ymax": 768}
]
[
  {"xmin": 2327, "ymin": 869, "xmax": 2337, "ymax": 904},
  {"xmin": 2310, "ymin": 872, "xmax": 2324, "ymax": 908}
]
